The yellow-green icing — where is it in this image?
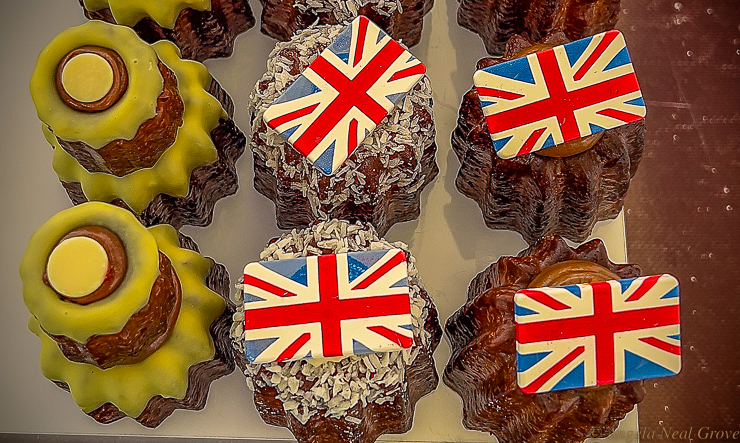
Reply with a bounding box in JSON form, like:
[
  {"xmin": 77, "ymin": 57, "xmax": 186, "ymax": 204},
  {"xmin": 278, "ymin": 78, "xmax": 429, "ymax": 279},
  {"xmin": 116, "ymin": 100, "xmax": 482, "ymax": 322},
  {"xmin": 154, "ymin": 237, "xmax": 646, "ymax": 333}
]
[
  {"xmin": 30, "ymin": 21, "xmax": 162, "ymax": 148},
  {"xmin": 21, "ymin": 202, "xmax": 158, "ymax": 342},
  {"xmin": 50, "ymin": 39, "xmax": 227, "ymax": 214},
  {"xmin": 27, "ymin": 223, "xmax": 225, "ymax": 418},
  {"xmin": 83, "ymin": 0, "xmax": 212, "ymax": 29}
]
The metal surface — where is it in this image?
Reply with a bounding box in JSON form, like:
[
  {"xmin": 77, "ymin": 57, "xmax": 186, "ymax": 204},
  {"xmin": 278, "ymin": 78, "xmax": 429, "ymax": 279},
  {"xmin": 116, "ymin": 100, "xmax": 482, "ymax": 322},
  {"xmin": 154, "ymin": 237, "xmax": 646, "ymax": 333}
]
[{"xmin": 620, "ymin": 0, "xmax": 740, "ymax": 436}]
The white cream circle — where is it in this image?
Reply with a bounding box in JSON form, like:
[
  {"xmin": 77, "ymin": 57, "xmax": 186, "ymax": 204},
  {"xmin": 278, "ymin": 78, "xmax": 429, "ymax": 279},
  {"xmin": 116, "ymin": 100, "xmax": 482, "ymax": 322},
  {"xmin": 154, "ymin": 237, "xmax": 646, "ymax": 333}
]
[
  {"xmin": 61, "ymin": 53, "xmax": 114, "ymax": 103},
  {"xmin": 47, "ymin": 236, "xmax": 109, "ymax": 298}
]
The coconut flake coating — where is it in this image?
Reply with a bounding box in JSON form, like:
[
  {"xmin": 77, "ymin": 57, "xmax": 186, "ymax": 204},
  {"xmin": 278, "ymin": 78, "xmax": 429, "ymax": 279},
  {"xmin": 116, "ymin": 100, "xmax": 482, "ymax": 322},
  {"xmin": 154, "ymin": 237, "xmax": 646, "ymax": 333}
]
[
  {"xmin": 444, "ymin": 236, "xmax": 646, "ymax": 443},
  {"xmin": 249, "ymin": 24, "xmax": 438, "ymax": 237},
  {"xmin": 452, "ymin": 33, "xmax": 645, "ymax": 245},
  {"xmin": 230, "ymin": 220, "xmax": 441, "ymax": 443}
]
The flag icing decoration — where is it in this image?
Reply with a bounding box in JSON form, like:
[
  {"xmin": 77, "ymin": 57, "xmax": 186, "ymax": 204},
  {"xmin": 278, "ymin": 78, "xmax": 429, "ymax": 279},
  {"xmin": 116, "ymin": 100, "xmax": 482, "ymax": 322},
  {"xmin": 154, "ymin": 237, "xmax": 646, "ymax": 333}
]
[
  {"xmin": 515, "ymin": 274, "xmax": 681, "ymax": 395},
  {"xmin": 242, "ymin": 249, "xmax": 413, "ymax": 364},
  {"xmin": 473, "ymin": 30, "xmax": 646, "ymax": 159},
  {"xmin": 262, "ymin": 15, "xmax": 426, "ymax": 175}
]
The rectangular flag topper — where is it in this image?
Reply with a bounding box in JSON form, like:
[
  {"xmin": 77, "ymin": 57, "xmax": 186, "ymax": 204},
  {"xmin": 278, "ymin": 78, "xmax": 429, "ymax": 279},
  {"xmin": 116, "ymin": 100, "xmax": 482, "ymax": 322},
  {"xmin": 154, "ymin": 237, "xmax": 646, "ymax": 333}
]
[
  {"xmin": 515, "ymin": 274, "xmax": 681, "ymax": 395},
  {"xmin": 474, "ymin": 30, "xmax": 646, "ymax": 159},
  {"xmin": 263, "ymin": 15, "xmax": 426, "ymax": 175},
  {"xmin": 242, "ymin": 249, "xmax": 413, "ymax": 364}
]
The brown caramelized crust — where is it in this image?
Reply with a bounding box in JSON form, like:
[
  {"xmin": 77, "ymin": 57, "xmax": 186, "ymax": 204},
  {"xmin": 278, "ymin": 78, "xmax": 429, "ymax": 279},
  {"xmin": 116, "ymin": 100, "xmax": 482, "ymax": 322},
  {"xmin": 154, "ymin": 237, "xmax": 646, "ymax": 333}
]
[
  {"xmin": 81, "ymin": 0, "xmax": 255, "ymax": 62},
  {"xmin": 56, "ymin": 61, "xmax": 184, "ymax": 177},
  {"xmin": 56, "ymin": 46, "xmax": 129, "ymax": 113},
  {"xmin": 259, "ymin": 0, "xmax": 433, "ymax": 47},
  {"xmin": 53, "ymin": 233, "xmax": 235, "ymax": 428},
  {"xmin": 48, "ymin": 251, "xmax": 181, "ymax": 369},
  {"xmin": 457, "ymin": 0, "xmax": 621, "ymax": 55},
  {"xmin": 452, "ymin": 33, "xmax": 645, "ymax": 244},
  {"xmin": 44, "ymin": 226, "xmax": 127, "ymax": 305},
  {"xmin": 444, "ymin": 236, "xmax": 646, "ymax": 443},
  {"xmin": 59, "ymin": 79, "xmax": 247, "ymax": 229}
]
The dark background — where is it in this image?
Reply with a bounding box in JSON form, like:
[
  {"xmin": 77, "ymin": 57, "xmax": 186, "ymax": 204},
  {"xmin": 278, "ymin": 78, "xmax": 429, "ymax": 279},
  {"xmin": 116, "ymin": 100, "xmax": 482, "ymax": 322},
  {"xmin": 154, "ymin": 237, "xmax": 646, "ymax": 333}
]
[{"xmin": 621, "ymin": 0, "xmax": 740, "ymax": 434}]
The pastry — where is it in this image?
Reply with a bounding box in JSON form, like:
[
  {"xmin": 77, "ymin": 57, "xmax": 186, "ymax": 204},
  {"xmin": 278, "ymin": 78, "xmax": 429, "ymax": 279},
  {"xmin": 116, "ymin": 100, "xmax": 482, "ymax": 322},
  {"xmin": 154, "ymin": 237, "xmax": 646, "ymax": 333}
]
[
  {"xmin": 259, "ymin": 0, "xmax": 433, "ymax": 47},
  {"xmin": 30, "ymin": 21, "xmax": 246, "ymax": 229},
  {"xmin": 452, "ymin": 32, "xmax": 645, "ymax": 244},
  {"xmin": 230, "ymin": 220, "xmax": 442, "ymax": 443},
  {"xmin": 20, "ymin": 202, "xmax": 234, "ymax": 427},
  {"xmin": 80, "ymin": 0, "xmax": 255, "ymax": 62},
  {"xmin": 249, "ymin": 19, "xmax": 438, "ymax": 236},
  {"xmin": 444, "ymin": 235, "xmax": 646, "ymax": 442},
  {"xmin": 457, "ymin": 0, "xmax": 621, "ymax": 55}
]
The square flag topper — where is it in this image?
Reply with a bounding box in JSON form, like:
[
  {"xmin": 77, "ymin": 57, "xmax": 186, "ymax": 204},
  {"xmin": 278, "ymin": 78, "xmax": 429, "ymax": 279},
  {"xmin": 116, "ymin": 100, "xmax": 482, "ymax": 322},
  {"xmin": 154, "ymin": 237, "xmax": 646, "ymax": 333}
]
[
  {"xmin": 515, "ymin": 274, "xmax": 681, "ymax": 395},
  {"xmin": 474, "ymin": 30, "xmax": 646, "ymax": 159},
  {"xmin": 263, "ymin": 15, "xmax": 426, "ymax": 175},
  {"xmin": 242, "ymin": 249, "xmax": 413, "ymax": 364}
]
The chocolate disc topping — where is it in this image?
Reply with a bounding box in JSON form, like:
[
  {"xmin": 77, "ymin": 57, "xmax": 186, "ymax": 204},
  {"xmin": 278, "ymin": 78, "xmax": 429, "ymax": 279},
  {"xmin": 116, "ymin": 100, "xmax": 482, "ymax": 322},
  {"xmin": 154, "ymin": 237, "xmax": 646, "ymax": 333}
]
[
  {"xmin": 44, "ymin": 225, "xmax": 127, "ymax": 305},
  {"xmin": 56, "ymin": 46, "xmax": 128, "ymax": 113}
]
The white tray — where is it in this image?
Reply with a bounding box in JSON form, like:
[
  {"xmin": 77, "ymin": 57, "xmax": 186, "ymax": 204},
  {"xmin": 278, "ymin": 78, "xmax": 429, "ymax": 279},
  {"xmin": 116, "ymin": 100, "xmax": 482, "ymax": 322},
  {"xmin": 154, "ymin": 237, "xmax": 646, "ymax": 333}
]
[{"xmin": 0, "ymin": 0, "xmax": 638, "ymax": 441}]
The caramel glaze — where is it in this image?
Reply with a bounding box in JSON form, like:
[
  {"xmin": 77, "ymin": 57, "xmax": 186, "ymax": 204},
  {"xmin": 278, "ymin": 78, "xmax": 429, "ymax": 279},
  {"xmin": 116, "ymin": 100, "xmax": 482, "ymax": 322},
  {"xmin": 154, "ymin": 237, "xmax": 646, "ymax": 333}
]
[
  {"xmin": 43, "ymin": 226, "xmax": 127, "ymax": 305},
  {"xmin": 55, "ymin": 60, "xmax": 184, "ymax": 177},
  {"xmin": 46, "ymin": 251, "xmax": 182, "ymax": 369},
  {"xmin": 56, "ymin": 46, "xmax": 129, "ymax": 113},
  {"xmin": 444, "ymin": 236, "xmax": 646, "ymax": 443},
  {"xmin": 529, "ymin": 259, "xmax": 619, "ymax": 288}
]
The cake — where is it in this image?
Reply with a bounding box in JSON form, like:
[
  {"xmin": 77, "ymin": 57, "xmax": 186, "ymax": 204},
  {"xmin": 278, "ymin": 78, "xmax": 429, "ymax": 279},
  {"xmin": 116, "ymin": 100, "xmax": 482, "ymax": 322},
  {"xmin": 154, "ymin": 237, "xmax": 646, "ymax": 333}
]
[
  {"xmin": 249, "ymin": 19, "xmax": 438, "ymax": 236},
  {"xmin": 452, "ymin": 31, "xmax": 645, "ymax": 244},
  {"xmin": 457, "ymin": 0, "xmax": 621, "ymax": 55},
  {"xmin": 259, "ymin": 0, "xmax": 433, "ymax": 47},
  {"xmin": 444, "ymin": 235, "xmax": 646, "ymax": 442},
  {"xmin": 30, "ymin": 21, "xmax": 246, "ymax": 229},
  {"xmin": 20, "ymin": 202, "xmax": 234, "ymax": 427},
  {"xmin": 230, "ymin": 220, "xmax": 442, "ymax": 443},
  {"xmin": 79, "ymin": 0, "xmax": 255, "ymax": 62}
]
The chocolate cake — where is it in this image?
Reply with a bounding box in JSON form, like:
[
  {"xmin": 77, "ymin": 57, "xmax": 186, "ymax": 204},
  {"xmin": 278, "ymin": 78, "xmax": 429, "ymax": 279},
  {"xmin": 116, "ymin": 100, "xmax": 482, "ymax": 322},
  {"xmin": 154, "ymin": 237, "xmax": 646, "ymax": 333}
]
[
  {"xmin": 20, "ymin": 202, "xmax": 234, "ymax": 427},
  {"xmin": 30, "ymin": 21, "xmax": 246, "ymax": 229},
  {"xmin": 80, "ymin": 0, "xmax": 255, "ymax": 62},
  {"xmin": 250, "ymin": 23, "xmax": 438, "ymax": 236},
  {"xmin": 452, "ymin": 32, "xmax": 645, "ymax": 244},
  {"xmin": 457, "ymin": 0, "xmax": 621, "ymax": 55},
  {"xmin": 259, "ymin": 0, "xmax": 433, "ymax": 47},
  {"xmin": 230, "ymin": 220, "xmax": 442, "ymax": 443},
  {"xmin": 444, "ymin": 235, "xmax": 646, "ymax": 442}
]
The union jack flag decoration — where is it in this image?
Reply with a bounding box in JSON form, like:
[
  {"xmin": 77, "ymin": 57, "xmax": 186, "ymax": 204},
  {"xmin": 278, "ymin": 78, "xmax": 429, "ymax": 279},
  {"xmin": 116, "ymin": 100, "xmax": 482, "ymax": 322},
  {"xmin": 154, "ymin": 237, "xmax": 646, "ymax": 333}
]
[
  {"xmin": 263, "ymin": 15, "xmax": 426, "ymax": 175},
  {"xmin": 515, "ymin": 274, "xmax": 681, "ymax": 394},
  {"xmin": 242, "ymin": 249, "xmax": 413, "ymax": 364},
  {"xmin": 473, "ymin": 30, "xmax": 646, "ymax": 159}
]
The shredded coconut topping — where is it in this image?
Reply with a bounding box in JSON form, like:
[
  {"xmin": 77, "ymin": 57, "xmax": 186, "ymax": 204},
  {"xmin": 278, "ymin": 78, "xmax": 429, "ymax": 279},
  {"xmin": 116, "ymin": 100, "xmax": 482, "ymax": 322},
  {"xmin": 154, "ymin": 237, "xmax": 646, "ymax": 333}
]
[
  {"xmin": 230, "ymin": 220, "xmax": 434, "ymax": 423},
  {"xmin": 248, "ymin": 24, "xmax": 436, "ymax": 220},
  {"xmin": 293, "ymin": 0, "xmax": 403, "ymax": 22}
]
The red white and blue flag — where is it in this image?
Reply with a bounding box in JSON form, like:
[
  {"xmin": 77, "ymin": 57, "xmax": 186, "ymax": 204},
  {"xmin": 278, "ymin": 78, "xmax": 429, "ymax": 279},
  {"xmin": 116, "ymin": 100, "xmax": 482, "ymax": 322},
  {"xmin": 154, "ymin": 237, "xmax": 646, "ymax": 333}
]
[
  {"xmin": 242, "ymin": 249, "xmax": 413, "ymax": 364},
  {"xmin": 263, "ymin": 15, "xmax": 426, "ymax": 175},
  {"xmin": 515, "ymin": 274, "xmax": 681, "ymax": 394},
  {"xmin": 474, "ymin": 30, "xmax": 646, "ymax": 159}
]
